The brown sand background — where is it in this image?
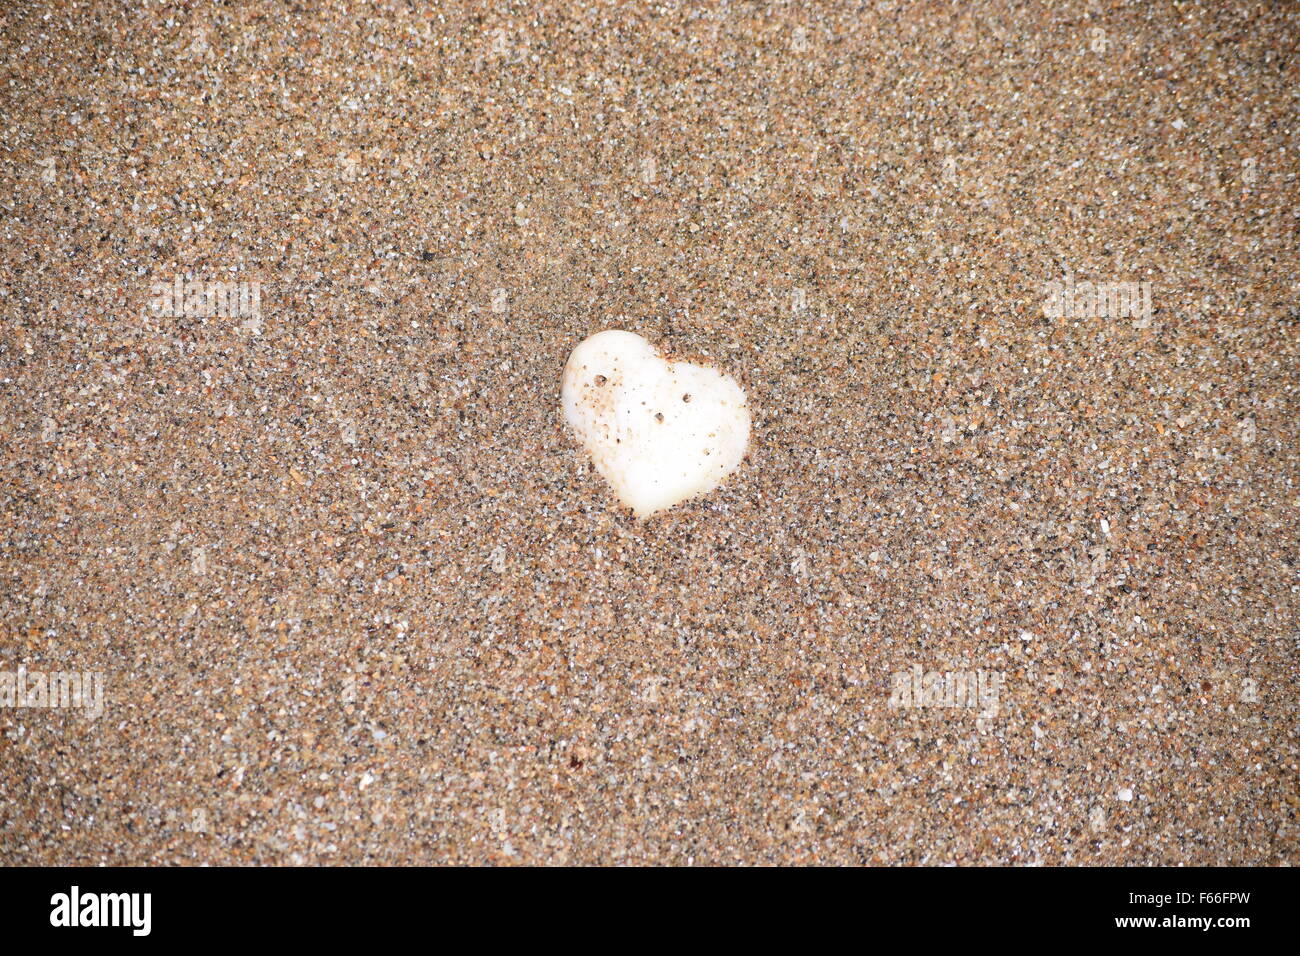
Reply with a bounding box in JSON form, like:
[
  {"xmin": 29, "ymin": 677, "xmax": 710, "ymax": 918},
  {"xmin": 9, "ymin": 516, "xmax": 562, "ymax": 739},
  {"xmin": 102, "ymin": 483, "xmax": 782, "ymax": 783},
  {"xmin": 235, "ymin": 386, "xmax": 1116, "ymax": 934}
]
[{"xmin": 1, "ymin": 0, "xmax": 1296, "ymax": 864}]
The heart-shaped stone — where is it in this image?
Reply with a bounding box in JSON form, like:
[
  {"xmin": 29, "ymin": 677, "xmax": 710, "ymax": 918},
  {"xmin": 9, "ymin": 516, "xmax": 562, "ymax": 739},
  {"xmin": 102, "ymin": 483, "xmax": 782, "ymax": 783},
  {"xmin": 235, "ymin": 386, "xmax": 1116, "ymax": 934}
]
[{"xmin": 561, "ymin": 330, "xmax": 751, "ymax": 518}]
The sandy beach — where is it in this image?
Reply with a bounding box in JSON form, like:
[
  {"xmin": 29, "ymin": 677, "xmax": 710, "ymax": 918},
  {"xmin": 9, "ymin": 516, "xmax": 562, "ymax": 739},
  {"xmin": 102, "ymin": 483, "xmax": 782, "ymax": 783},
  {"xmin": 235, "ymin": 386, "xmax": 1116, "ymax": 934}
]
[{"xmin": 1, "ymin": 0, "xmax": 1295, "ymax": 864}]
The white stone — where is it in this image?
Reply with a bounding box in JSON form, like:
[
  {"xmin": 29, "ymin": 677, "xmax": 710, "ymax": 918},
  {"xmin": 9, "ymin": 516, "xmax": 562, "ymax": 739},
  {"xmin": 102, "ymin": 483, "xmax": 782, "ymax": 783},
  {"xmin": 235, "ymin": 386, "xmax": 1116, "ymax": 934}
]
[{"xmin": 561, "ymin": 330, "xmax": 751, "ymax": 518}]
